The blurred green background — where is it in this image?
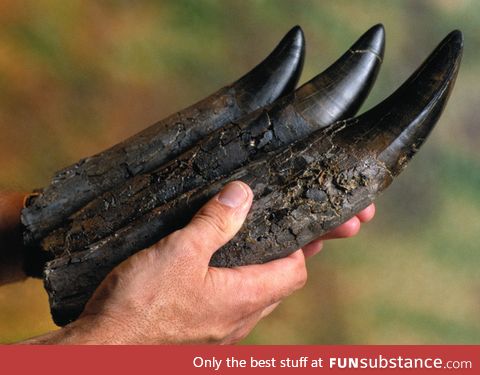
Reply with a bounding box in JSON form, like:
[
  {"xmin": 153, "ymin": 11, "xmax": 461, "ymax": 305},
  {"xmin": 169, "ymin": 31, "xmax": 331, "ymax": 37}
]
[{"xmin": 0, "ymin": 0, "xmax": 479, "ymax": 344}]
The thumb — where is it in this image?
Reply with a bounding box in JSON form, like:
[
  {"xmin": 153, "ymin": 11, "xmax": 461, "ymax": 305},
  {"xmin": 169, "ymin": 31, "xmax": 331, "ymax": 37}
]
[{"xmin": 179, "ymin": 181, "xmax": 253, "ymax": 264}]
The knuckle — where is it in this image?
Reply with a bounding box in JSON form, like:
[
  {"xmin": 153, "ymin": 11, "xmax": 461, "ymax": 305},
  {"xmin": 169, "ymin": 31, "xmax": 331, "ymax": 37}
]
[
  {"xmin": 152, "ymin": 230, "xmax": 183, "ymax": 255},
  {"xmin": 229, "ymin": 283, "xmax": 261, "ymax": 316},
  {"xmin": 152, "ymin": 229, "xmax": 199, "ymax": 266},
  {"xmin": 247, "ymin": 282, "xmax": 278, "ymax": 312},
  {"xmin": 161, "ymin": 229, "xmax": 186, "ymax": 251},
  {"xmin": 283, "ymin": 257, "xmax": 308, "ymax": 292},
  {"xmin": 243, "ymin": 285, "xmax": 264, "ymax": 311},
  {"xmin": 174, "ymin": 229, "xmax": 207, "ymax": 259},
  {"xmin": 195, "ymin": 206, "xmax": 230, "ymax": 238},
  {"xmin": 255, "ymin": 282, "xmax": 271, "ymax": 304},
  {"xmin": 295, "ymin": 263, "xmax": 308, "ymax": 289}
]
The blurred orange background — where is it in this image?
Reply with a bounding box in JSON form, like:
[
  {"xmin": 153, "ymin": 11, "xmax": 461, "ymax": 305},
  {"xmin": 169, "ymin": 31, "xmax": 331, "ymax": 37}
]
[{"xmin": 0, "ymin": 0, "xmax": 479, "ymax": 343}]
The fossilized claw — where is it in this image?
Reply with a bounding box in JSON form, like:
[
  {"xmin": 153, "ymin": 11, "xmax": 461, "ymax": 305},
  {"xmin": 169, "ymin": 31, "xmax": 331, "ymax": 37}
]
[
  {"xmin": 21, "ymin": 25, "xmax": 306, "ymax": 243},
  {"xmin": 342, "ymin": 30, "xmax": 463, "ymax": 176},
  {"xmin": 297, "ymin": 23, "xmax": 385, "ymax": 124},
  {"xmin": 42, "ymin": 29, "xmax": 463, "ymax": 327},
  {"xmin": 43, "ymin": 25, "xmax": 387, "ymax": 325},
  {"xmin": 41, "ymin": 25, "xmax": 385, "ymax": 256},
  {"xmin": 211, "ymin": 30, "xmax": 464, "ymax": 266}
]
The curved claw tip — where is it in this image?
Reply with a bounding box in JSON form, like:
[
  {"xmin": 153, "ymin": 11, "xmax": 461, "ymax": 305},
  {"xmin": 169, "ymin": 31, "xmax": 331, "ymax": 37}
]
[
  {"xmin": 294, "ymin": 24, "xmax": 385, "ymax": 126},
  {"xmin": 445, "ymin": 29, "xmax": 464, "ymax": 48},
  {"xmin": 350, "ymin": 23, "xmax": 385, "ymax": 61},
  {"xmin": 234, "ymin": 26, "xmax": 305, "ymax": 110},
  {"xmin": 337, "ymin": 29, "xmax": 463, "ymax": 176},
  {"xmin": 285, "ymin": 25, "xmax": 305, "ymax": 50}
]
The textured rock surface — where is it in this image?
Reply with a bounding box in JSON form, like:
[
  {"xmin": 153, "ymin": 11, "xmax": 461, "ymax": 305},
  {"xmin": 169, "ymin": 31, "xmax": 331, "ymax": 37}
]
[
  {"xmin": 43, "ymin": 30, "xmax": 462, "ymax": 326},
  {"xmin": 42, "ymin": 25, "xmax": 385, "ymax": 256},
  {"xmin": 21, "ymin": 26, "xmax": 306, "ymax": 244}
]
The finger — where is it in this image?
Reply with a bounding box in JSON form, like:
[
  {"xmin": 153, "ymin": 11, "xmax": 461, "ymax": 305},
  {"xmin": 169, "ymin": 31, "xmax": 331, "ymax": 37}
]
[
  {"xmin": 221, "ymin": 310, "xmax": 265, "ymax": 344},
  {"xmin": 226, "ymin": 249, "xmax": 307, "ymax": 313},
  {"xmin": 302, "ymin": 204, "xmax": 376, "ymax": 258},
  {"xmin": 319, "ymin": 216, "xmax": 361, "ymax": 240},
  {"xmin": 306, "ymin": 204, "xmax": 375, "ymax": 243},
  {"xmin": 222, "ymin": 303, "xmax": 281, "ymax": 344},
  {"xmin": 302, "ymin": 239, "xmax": 324, "ymax": 258},
  {"xmin": 357, "ymin": 203, "xmax": 376, "ymax": 223},
  {"xmin": 260, "ymin": 301, "xmax": 281, "ymax": 319},
  {"xmin": 179, "ymin": 181, "xmax": 253, "ymax": 264}
]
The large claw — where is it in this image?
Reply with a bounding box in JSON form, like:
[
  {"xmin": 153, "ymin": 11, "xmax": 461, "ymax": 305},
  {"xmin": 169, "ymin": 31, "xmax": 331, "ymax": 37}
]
[
  {"xmin": 212, "ymin": 30, "xmax": 464, "ymax": 266},
  {"xmin": 341, "ymin": 30, "xmax": 463, "ymax": 176},
  {"xmin": 296, "ymin": 23, "xmax": 384, "ymax": 124},
  {"xmin": 42, "ymin": 30, "xmax": 462, "ymax": 326},
  {"xmin": 234, "ymin": 25, "xmax": 305, "ymax": 110},
  {"xmin": 21, "ymin": 25, "xmax": 306, "ymax": 243},
  {"xmin": 42, "ymin": 25, "xmax": 385, "ymax": 257}
]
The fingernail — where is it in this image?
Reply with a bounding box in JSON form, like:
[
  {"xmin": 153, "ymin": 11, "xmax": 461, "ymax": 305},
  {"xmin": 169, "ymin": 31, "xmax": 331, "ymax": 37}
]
[{"xmin": 218, "ymin": 182, "xmax": 248, "ymax": 208}]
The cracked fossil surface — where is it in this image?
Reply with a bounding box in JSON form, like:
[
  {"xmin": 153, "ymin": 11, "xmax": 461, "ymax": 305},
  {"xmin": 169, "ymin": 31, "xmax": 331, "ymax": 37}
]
[
  {"xmin": 22, "ymin": 25, "xmax": 306, "ymax": 245},
  {"xmin": 20, "ymin": 25, "xmax": 462, "ymax": 326},
  {"xmin": 42, "ymin": 24, "xmax": 384, "ymax": 258}
]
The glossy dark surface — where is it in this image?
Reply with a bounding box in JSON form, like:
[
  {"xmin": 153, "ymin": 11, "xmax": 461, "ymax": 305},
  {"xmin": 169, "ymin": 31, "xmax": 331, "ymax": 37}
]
[
  {"xmin": 21, "ymin": 26, "xmax": 306, "ymax": 244},
  {"xmin": 296, "ymin": 23, "xmax": 385, "ymax": 125},
  {"xmin": 42, "ymin": 28, "xmax": 463, "ymax": 328},
  {"xmin": 43, "ymin": 25, "xmax": 388, "ymax": 325},
  {"xmin": 41, "ymin": 25, "xmax": 386, "ymax": 257},
  {"xmin": 336, "ymin": 30, "xmax": 463, "ymax": 175},
  {"xmin": 212, "ymin": 31, "xmax": 463, "ymax": 266},
  {"xmin": 256, "ymin": 24, "xmax": 385, "ymax": 147},
  {"xmin": 234, "ymin": 25, "xmax": 305, "ymax": 110}
]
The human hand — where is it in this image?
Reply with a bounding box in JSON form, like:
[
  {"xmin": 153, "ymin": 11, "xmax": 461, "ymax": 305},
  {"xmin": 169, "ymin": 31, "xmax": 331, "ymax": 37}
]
[
  {"xmin": 302, "ymin": 202, "xmax": 375, "ymax": 258},
  {"xmin": 33, "ymin": 181, "xmax": 374, "ymax": 344}
]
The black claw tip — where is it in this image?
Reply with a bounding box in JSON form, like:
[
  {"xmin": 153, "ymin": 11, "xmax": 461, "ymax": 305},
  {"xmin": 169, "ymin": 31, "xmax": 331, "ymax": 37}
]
[
  {"xmin": 284, "ymin": 25, "xmax": 305, "ymax": 50},
  {"xmin": 350, "ymin": 23, "xmax": 385, "ymax": 61},
  {"xmin": 445, "ymin": 29, "xmax": 464, "ymax": 49},
  {"xmin": 234, "ymin": 26, "xmax": 305, "ymax": 110},
  {"xmin": 293, "ymin": 24, "xmax": 385, "ymax": 126},
  {"xmin": 336, "ymin": 30, "xmax": 463, "ymax": 175}
]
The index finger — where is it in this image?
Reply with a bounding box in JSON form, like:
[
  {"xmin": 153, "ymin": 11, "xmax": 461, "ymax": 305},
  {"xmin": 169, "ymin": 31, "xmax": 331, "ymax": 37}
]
[{"xmin": 215, "ymin": 249, "xmax": 308, "ymax": 314}]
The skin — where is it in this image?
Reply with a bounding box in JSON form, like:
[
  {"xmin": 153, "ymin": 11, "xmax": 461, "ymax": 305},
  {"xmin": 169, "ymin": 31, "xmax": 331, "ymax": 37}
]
[{"xmin": 0, "ymin": 183, "xmax": 375, "ymax": 344}]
